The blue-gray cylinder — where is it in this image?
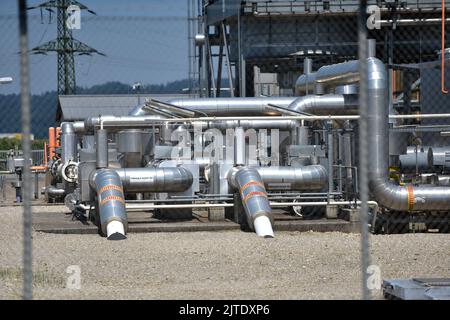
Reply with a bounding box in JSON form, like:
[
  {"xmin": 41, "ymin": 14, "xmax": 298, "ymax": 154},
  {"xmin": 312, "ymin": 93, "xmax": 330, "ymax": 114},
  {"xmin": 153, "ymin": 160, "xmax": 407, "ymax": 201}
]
[
  {"xmin": 234, "ymin": 167, "xmax": 272, "ymax": 230},
  {"xmin": 90, "ymin": 169, "xmax": 127, "ymax": 236}
]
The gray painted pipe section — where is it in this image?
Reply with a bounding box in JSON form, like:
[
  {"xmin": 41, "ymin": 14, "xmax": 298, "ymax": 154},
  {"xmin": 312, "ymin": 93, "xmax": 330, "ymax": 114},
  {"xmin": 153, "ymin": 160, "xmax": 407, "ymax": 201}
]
[
  {"xmin": 96, "ymin": 129, "xmax": 108, "ymax": 168},
  {"xmin": 167, "ymin": 97, "xmax": 297, "ymax": 116},
  {"xmin": 45, "ymin": 186, "xmax": 65, "ymax": 198},
  {"xmin": 296, "ymin": 60, "xmax": 360, "ymax": 95},
  {"xmin": 113, "ymin": 167, "xmax": 193, "ymax": 193},
  {"xmin": 90, "ymin": 169, "xmax": 127, "ymax": 240},
  {"xmin": 86, "ymin": 114, "xmax": 296, "ymax": 131},
  {"xmin": 255, "ymin": 165, "xmax": 328, "ymax": 190},
  {"xmin": 234, "ymin": 127, "xmax": 246, "ymax": 166},
  {"xmin": 60, "ymin": 122, "xmax": 77, "ymax": 164},
  {"xmin": 231, "ymin": 167, "xmax": 274, "ymax": 238},
  {"xmin": 429, "ymin": 147, "xmax": 450, "ymax": 168},
  {"xmin": 130, "ymin": 97, "xmax": 296, "ymax": 117},
  {"xmin": 202, "ymin": 119, "xmax": 297, "ymax": 130},
  {"xmin": 362, "ymin": 57, "xmax": 450, "ymax": 211},
  {"xmin": 85, "ymin": 115, "xmax": 165, "ymax": 131},
  {"xmin": 399, "ymin": 147, "xmax": 433, "ymax": 170},
  {"xmin": 287, "ymin": 94, "xmax": 359, "ymax": 115}
]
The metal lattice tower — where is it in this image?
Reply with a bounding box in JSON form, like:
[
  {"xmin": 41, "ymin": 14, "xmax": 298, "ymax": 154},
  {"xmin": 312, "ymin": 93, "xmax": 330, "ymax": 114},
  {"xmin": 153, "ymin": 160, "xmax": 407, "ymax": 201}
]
[
  {"xmin": 187, "ymin": 0, "xmax": 200, "ymax": 97},
  {"xmin": 28, "ymin": 0, "xmax": 104, "ymax": 95}
]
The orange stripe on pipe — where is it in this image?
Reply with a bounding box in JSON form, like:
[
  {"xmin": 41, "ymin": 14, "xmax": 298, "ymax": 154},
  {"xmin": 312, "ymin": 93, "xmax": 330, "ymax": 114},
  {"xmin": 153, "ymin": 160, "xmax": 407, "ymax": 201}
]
[
  {"xmin": 406, "ymin": 185, "xmax": 414, "ymax": 211},
  {"xmin": 100, "ymin": 195, "xmax": 125, "ymax": 206},
  {"xmin": 243, "ymin": 191, "xmax": 268, "ymax": 203},
  {"xmin": 99, "ymin": 184, "xmax": 124, "ymax": 194},
  {"xmin": 240, "ymin": 180, "xmax": 265, "ymax": 193}
]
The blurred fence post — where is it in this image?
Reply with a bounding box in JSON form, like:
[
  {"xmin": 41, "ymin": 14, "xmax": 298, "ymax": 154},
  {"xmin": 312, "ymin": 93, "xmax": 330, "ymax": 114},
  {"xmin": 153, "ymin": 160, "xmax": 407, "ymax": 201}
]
[
  {"xmin": 358, "ymin": 0, "xmax": 371, "ymax": 300},
  {"xmin": 18, "ymin": 0, "xmax": 33, "ymax": 300}
]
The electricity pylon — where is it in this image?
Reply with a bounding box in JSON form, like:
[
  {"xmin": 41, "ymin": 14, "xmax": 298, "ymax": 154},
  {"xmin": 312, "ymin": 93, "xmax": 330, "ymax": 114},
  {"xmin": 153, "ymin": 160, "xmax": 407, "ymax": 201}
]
[{"xmin": 28, "ymin": 0, "xmax": 104, "ymax": 95}]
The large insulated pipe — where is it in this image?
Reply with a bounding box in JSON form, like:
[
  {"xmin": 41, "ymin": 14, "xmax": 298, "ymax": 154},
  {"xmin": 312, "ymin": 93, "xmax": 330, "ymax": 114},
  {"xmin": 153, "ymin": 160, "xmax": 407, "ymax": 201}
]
[
  {"xmin": 87, "ymin": 115, "xmax": 298, "ymax": 131},
  {"xmin": 45, "ymin": 185, "xmax": 65, "ymax": 198},
  {"xmin": 113, "ymin": 167, "xmax": 193, "ymax": 193},
  {"xmin": 60, "ymin": 122, "xmax": 77, "ymax": 164},
  {"xmin": 90, "ymin": 169, "xmax": 127, "ymax": 240},
  {"xmin": 229, "ymin": 167, "xmax": 274, "ymax": 238},
  {"xmin": 166, "ymin": 97, "xmax": 297, "ymax": 116},
  {"xmin": 234, "ymin": 127, "xmax": 246, "ymax": 166},
  {"xmin": 130, "ymin": 97, "xmax": 296, "ymax": 116},
  {"xmin": 296, "ymin": 60, "xmax": 360, "ymax": 95},
  {"xmin": 255, "ymin": 165, "xmax": 328, "ymax": 190},
  {"xmin": 363, "ymin": 57, "xmax": 450, "ymax": 211},
  {"xmin": 96, "ymin": 129, "xmax": 108, "ymax": 168},
  {"xmin": 287, "ymin": 94, "xmax": 359, "ymax": 115},
  {"xmin": 85, "ymin": 115, "xmax": 165, "ymax": 132}
]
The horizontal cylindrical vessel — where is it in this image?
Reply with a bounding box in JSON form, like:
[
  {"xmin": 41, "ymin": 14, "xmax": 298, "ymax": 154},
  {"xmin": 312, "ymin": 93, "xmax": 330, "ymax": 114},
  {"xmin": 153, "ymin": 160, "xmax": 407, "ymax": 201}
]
[
  {"xmin": 255, "ymin": 165, "xmax": 328, "ymax": 190},
  {"xmin": 90, "ymin": 169, "xmax": 127, "ymax": 240},
  {"xmin": 399, "ymin": 147, "xmax": 433, "ymax": 170},
  {"xmin": 429, "ymin": 147, "xmax": 450, "ymax": 168},
  {"xmin": 113, "ymin": 167, "xmax": 193, "ymax": 193}
]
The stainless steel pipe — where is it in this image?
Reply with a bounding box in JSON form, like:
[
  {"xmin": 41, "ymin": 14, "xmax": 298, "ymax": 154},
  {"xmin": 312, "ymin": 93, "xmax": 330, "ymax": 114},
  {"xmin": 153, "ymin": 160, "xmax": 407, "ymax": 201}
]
[
  {"xmin": 113, "ymin": 167, "xmax": 193, "ymax": 193},
  {"xmin": 60, "ymin": 122, "xmax": 77, "ymax": 164},
  {"xmin": 255, "ymin": 165, "xmax": 328, "ymax": 191},
  {"xmin": 96, "ymin": 129, "xmax": 108, "ymax": 168},
  {"xmin": 229, "ymin": 167, "xmax": 274, "ymax": 238},
  {"xmin": 287, "ymin": 94, "xmax": 359, "ymax": 115},
  {"xmin": 130, "ymin": 97, "xmax": 297, "ymax": 116},
  {"xmin": 90, "ymin": 169, "xmax": 127, "ymax": 240},
  {"xmin": 363, "ymin": 57, "xmax": 450, "ymax": 211}
]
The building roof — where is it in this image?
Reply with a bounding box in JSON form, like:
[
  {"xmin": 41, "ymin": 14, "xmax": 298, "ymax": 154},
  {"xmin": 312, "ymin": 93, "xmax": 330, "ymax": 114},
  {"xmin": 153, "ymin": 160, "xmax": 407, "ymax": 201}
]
[{"xmin": 56, "ymin": 94, "xmax": 189, "ymax": 122}]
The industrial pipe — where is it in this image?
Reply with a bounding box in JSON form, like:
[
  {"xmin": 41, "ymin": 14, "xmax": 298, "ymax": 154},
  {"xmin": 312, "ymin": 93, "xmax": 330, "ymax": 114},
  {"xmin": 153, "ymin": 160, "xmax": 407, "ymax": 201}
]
[
  {"xmin": 296, "ymin": 61, "xmax": 360, "ymax": 95},
  {"xmin": 48, "ymin": 127, "xmax": 56, "ymax": 159},
  {"xmin": 60, "ymin": 122, "xmax": 77, "ymax": 164},
  {"xmin": 228, "ymin": 167, "xmax": 274, "ymax": 238},
  {"xmin": 90, "ymin": 169, "xmax": 127, "ymax": 240},
  {"xmin": 287, "ymin": 94, "xmax": 359, "ymax": 115},
  {"xmin": 113, "ymin": 167, "xmax": 193, "ymax": 193},
  {"xmin": 167, "ymin": 97, "xmax": 297, "ymax": 116},
  {"xmin": 45, "ymin": 186, "xmax": 65, "ymax": 198},
  {"xmin": 96, "ymin": 129, "xmax": 108, "ymax": 168},
  {"xmin": 130, "ymin": 97, "xmax": 296, "ymax": 116},
  {"xmin": 361, "ymin": 57, "xmax": 450, "ymax": 211},
  {"xmin": 255, "ymin": 165, "xmax": 328, "ymax": 190}
]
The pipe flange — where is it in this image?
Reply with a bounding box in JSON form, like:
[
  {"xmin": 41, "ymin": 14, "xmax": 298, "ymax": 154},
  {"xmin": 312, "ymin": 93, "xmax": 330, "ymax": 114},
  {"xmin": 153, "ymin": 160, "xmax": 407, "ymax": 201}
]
[{"xmin": 61, "ymin": 160, "xmax": 79, "ymax": 183}]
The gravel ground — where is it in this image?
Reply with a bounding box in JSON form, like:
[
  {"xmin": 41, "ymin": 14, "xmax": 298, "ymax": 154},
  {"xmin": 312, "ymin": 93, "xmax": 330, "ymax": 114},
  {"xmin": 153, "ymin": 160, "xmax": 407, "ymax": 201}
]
[{"xmin": 0, "ymin": 205, "xmax": 449, "ymax": 300}]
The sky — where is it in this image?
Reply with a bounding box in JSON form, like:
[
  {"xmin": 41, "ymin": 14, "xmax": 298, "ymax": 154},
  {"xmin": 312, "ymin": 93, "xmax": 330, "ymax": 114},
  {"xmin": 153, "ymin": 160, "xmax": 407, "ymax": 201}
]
[{"xmin": 0, "ymin": 0, "xmax": 189, "ymax": 94}]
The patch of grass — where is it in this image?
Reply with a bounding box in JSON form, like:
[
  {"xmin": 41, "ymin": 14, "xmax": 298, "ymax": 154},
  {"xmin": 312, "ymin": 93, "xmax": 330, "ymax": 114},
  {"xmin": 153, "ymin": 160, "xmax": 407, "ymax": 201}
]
[{"xmin": 0, "ymin": 267, "xmax": 65, "ymax": 287}]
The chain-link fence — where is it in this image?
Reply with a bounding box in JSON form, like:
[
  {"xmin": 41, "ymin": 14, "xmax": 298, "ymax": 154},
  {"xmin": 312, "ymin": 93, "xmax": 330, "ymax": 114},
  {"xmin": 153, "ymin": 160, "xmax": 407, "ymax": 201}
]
[{"xmin": 0, "ymin": 0, "xmax": 449, "ymax": 303}]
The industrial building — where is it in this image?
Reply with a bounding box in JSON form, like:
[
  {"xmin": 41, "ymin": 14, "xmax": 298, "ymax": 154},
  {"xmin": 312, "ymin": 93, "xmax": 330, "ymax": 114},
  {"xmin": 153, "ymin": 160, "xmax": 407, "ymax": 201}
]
[{"xmin": 5, "ymin": 0, "xmax": 447, "ymax": 240}]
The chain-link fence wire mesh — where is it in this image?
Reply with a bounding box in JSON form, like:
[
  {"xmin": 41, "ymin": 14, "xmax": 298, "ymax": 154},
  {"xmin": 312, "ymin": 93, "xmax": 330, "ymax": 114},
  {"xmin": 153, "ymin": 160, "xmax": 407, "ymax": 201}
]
[{"xmin": 1, "ymin": 0, "xmax": 450, "ymax": 300}]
